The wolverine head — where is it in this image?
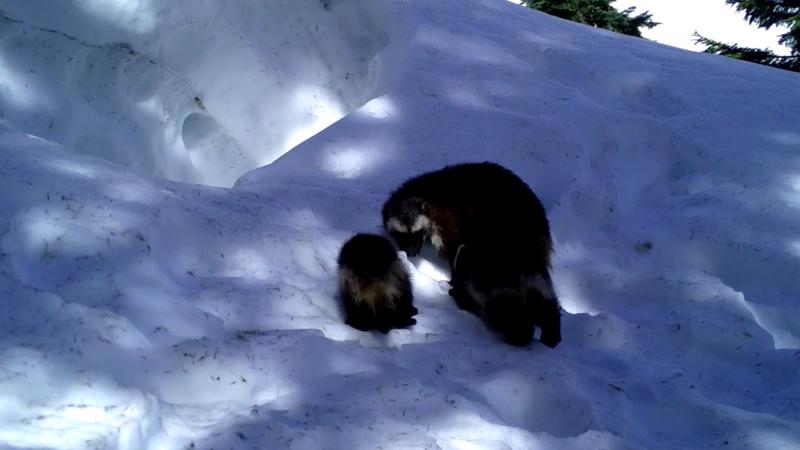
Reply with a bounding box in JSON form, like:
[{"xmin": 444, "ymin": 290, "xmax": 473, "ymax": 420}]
[
  {"xmin": 338, "ymin": 233, "xmax": 398, "ymax": 280},
  {"xmin": 382, "ymin": 195, "xmax": 431, "ymax": 257}
]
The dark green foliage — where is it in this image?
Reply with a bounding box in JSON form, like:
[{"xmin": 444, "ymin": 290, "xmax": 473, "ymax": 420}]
[
  {"xmin": 694, "ymin": 32, "xmax": 800, "ymax": 71},
  {"xmin": 695, "ymin": 1, "xmax": 799, "ymax": 72},
  {"xmin": 523, "ymin": 0, "xmax": 657, "ymax": 37}
]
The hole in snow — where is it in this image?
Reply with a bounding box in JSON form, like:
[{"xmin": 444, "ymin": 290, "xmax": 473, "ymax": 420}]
[{"xmin": 0, "ymin": 0, "xmax": 401, "ymax": 187}]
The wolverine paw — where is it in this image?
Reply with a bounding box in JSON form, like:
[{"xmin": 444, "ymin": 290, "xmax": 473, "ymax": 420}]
[
  {"xmin": 396, "ymin": 316, "xmax": 417, "ymax": 328},
  {"xmin": 345, "ymin": 318, "xmax": 372, "ymax": 332},
  {"xmin": 539, "ymin": 331, "xmax": 561, "ymax": 348}
]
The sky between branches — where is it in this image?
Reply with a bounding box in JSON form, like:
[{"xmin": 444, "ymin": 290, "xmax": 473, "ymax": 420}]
[{"xmin": 614, "ymin": 0, "xmax": 792, "ymax": 55}]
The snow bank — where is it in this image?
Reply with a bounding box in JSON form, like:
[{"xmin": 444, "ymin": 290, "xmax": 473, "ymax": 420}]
[
  {"xmin": 0, "ymin": 0, "xmax": 401, "ymax": 186},
  {"xmin": 1, "ymin": 0, "xmax": 800, "ymax": 449}
]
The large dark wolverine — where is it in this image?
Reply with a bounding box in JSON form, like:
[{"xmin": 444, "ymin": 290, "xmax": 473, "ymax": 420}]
[
  {"xmin": 382, "ymin": 162, "xmax": 560, "ymax": 347},
  {"xmin": 381, "ymin": 162, "xmax": 552, "ymax": 267},
  {"xmin": 337, "ymin": 233, "xmax": 417, "ymax": 333}
]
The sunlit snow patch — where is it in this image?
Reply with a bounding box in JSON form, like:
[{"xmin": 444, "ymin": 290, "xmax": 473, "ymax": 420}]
[
  {"xmin": 0, "ymin": 0, "xmax": 400, "ymax": 187},
  {"xmin": 282, "ymin": 87, "xmax": 347, "ymax": 153},
  {"xmin": 0, "ymin": 61, "xmax": 50, "ymax": 109},
  {"xmin": 74, "ymin": 0, "xmax": 158, "ymax": 34},
  {"xmin": 323, "ymin": 146, "xmax": 387, "ymax": 179},
  {"xmin": 414, "ymin": 258, "xmax": 450, "ymax": 283},
  {"xmin": 357, "ymin": 96, "xmax": 399, "ymax": 120}
]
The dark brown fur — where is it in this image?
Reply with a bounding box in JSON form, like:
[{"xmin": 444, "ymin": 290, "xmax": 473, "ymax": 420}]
[
  {"xmin": 382, "ymin": 162, "xmax": 552, "ymax": 270},
  {"xmin": 337, "ymin": 234, "xmax": 417, "ymax": 333},
  {"xmin": 450, "ymin": 242, "xmax": 561, "ymax": 347},
  {"xmin": 382, "ymin": 162, "xmax": 560, "ymax": 347}
]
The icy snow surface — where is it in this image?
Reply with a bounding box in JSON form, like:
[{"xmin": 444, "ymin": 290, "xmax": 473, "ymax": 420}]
[
  {"xmin": 1, "ymin": 0, "xmax": 800, "ymax": 449},
  {"xmin": 0, "ymin": 0, "xmax": 398, "ymax": 187}
]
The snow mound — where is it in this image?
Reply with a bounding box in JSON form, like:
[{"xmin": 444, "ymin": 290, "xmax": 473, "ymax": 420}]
[
  {"xmin": 2, "ymin": 0, "xmax": 800, "ymax": 449},
  {"xmin": 0, "ymin": 0, "xmax": 402, "ymax": 186}
]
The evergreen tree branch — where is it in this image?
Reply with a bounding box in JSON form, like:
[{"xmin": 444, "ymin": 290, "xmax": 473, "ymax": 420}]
[
  {"xmin": 693, "ymin": 32, "xmax": 800, "ymax": 71},
  {"xmin": 523, "ymin": 0, "xmax": 657, "ymax": 38}
]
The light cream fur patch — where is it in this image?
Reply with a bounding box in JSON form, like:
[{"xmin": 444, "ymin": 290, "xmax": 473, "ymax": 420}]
[
  {"xmin": 452, "ymin": 244, "xmax": 466, "ymax": 271},
  {"xmin": 338, "ymin": 262, "xmax": 409, "ymax": 313},
  {"xmin": 429, "ymin": 224, "xmax": 445, "ymax": 250},
  {"xmin": 411, "ymin": 214, "xmax": 430, "ymax": 232},
  {"xmin": 386, "ymin": 217, "xmax": 408, "ymax": 233}
]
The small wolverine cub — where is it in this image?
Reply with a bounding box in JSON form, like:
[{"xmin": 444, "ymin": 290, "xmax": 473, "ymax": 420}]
[{"xmin": 337, "ymin": 233, "xmax": 417, "ymax": 333}]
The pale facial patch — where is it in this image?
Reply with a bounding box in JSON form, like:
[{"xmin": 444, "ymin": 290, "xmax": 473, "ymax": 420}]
[
  {"xmin": 386, "ymin": 217, "xmax": 408, "ymax": 233},
  {"xmin": 411, "ymin": 215, "xmax": 430, "ymax": 233}
]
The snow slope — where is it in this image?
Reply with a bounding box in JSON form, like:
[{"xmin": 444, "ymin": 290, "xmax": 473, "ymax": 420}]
[
  {"xmin": 1, "ymin": 0, "xmax": 800, "ymax": 449},
  {"xmin": 0, "ymin": 0, "xmax": 399, "ymax": 186}
]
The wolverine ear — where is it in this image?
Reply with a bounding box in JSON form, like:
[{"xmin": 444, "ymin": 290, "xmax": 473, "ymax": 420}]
[{"xmin": 421, "ymin": 201, "xmax": 430, "ymax": 215}]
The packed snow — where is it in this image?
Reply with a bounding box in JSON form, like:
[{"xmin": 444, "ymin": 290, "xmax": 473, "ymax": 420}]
[
  {"xmin": 1, "ymin": 0, "xmax": 799, "ymax": 449},
  {"xmin": 0, "ymin": 0, "xmax": 399, "ymax": 187}
]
